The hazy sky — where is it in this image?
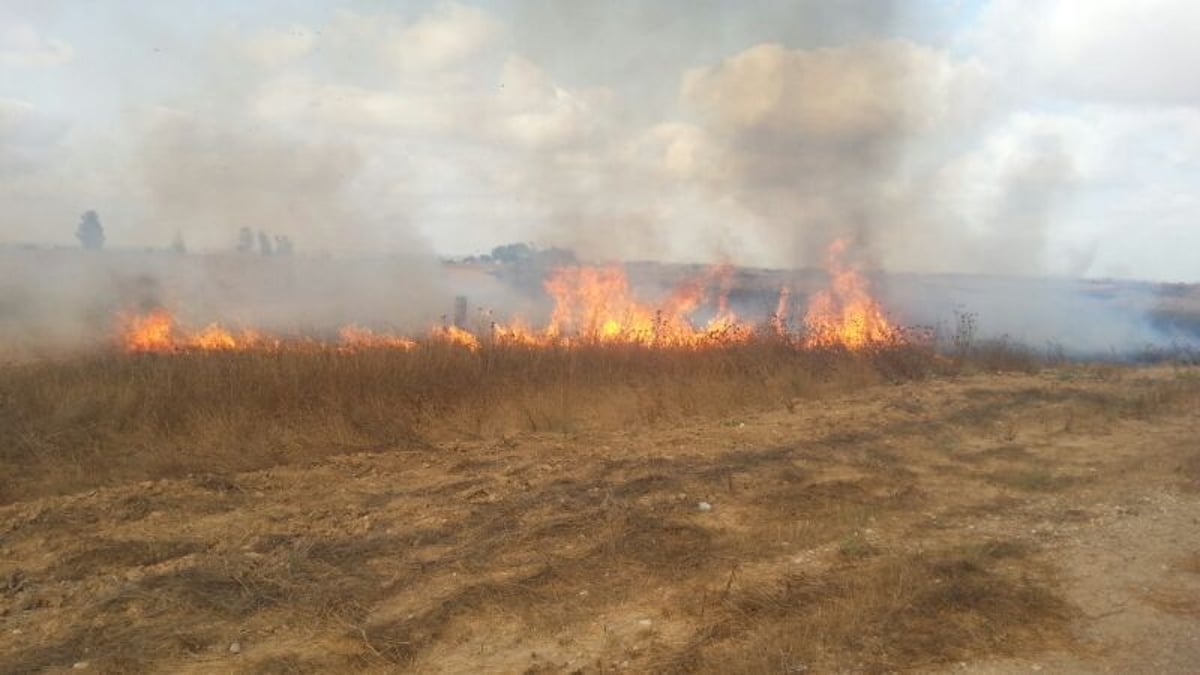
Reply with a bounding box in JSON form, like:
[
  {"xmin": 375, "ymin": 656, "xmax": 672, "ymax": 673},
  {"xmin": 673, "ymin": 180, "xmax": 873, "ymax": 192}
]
[{"xmin": 2, "ymin": 1, "xmax": 1198, "ymax": 281}]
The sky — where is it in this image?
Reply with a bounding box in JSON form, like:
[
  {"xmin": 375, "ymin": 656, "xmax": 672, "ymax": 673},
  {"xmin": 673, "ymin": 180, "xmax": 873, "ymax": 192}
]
[{"xmin": 1, "ymin": 0, "xmax": 1198, "ymax": 281}]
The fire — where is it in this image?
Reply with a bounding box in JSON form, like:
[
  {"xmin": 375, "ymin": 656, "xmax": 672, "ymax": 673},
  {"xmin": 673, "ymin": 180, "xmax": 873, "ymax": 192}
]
[
  {"xmin": 539, "ymin": 264, "xmax": 748, "ymax": 347},
  {"xmin": 431, "ymin": 325, "xmax": 481, "ymax": 352},
  {"xmin": 115, "ymin": 245, "xmax": 903, "ymax": 355},
  {"xmin": 120, "ymin": 308, "xmax": 175, "ymax": 352},
  {"xmin": 190, "ymin": 324, "xmax": 241, "ymax": 351},
  {"xmin": 491, "ymin": 317, "xmax": 544, "ymax": 347},
  {"xmin": 338, "ymin": 325, "xmax": 416, "ymax": 351},
  {"xmin": 803, "ymin": 239, "xmax": 897, "ymax": 348},
  {"xmin": 119, "ymin": 310, "xmax": 269, "ymax": 353}
]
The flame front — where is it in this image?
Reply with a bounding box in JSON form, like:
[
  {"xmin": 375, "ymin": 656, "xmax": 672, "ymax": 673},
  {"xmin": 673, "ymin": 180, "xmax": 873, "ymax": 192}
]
[
  {"xmin": 117, "ymin": 249, "xmax": 902, "ymax": 354},
  {"xmin": 338, "ymin": 325, "xmax": 417, "ymax": 351},
  {"xmin": 803, "ymin": 239, "xmax": 896, "ymax": 348},
  {"xmin": 431, "ymin": 325, "xmax": 481, "ymax": 352},
  {"xmin": 119, "ymin": 310, "xmax": 269, "ymax": 353},
  {"xmin": 121, "ymin": 308, "xmax": 175, "ymax": 352},
  {"xmin": 537, "ymin": 264, "xmax": 747, "ymax": 346}
]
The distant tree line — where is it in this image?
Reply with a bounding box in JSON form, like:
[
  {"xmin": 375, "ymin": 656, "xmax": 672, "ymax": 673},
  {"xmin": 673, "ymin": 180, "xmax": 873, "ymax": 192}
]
[
  {"xmin": 71, "ymin": 210, "xmax": 295, "ymax": 257},
  {"xmin": 458, "ymin": 242, "xmax": 576, "ymax": 266},
  {"xmin": 237, "ymin": 227, "xmax": 294, "ymax": 256}
]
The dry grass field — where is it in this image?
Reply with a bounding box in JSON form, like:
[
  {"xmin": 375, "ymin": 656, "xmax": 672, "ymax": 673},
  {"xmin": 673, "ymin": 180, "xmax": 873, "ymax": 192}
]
[{"xmin": 2, "ymin": 344, "xmax": 1199, "ymax": 673}]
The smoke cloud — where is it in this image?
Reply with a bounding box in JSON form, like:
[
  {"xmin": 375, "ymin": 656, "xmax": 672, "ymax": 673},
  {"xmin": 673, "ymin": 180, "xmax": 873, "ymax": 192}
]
[
  {"xmin": 675, "ymin": 39, "xmax": 986, "ymax": 267},
  {"xmin": 1, "ymin": 1, "xmax": 1197, "ymax": 355},
  {"xmin": 0, "ymin": 1, "xmax": 1111, "ymax": 274},
  {"xmin": 138, "ymin": 112, "xmax": 367, "ymax": 251}
]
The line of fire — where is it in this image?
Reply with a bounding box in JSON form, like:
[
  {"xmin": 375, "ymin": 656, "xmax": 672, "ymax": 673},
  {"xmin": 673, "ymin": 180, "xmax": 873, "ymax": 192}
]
[{"xmin": 118, "ymin": 239, "xmax": 906, "ymax": 355}]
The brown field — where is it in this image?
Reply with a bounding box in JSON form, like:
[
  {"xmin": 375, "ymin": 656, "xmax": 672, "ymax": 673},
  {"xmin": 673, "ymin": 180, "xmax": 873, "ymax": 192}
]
[{"xmin": 2, "ymin": 343, "xmax": 1199, "ymax": 673}]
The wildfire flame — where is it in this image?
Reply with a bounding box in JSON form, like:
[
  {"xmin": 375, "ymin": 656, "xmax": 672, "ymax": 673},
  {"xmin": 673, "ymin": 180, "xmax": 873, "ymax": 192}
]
[
  {"xmin": 431, "ymin": 325, "xmax": 482, "ymax": 352},
  {"xmin": 116, "ymin": 242, "xmax": 900, "ymax": 354},
  {"xmin": 536, "ymin": 264, "xmax": 746, "ymax": 346},
  {"xmin": 120, "ymin": 309, "xmax": 270, "ymax": 353},
  {"xmin": 338, "ymin": 325, "xmax": 416, "ymax": 351},
  {"xmin": 121, "ymin": 308, "xmax": 174, "ymax": 352},
  {"xmin": 803, "ymin": 239, "xmax": 897, "ymax": 348}
]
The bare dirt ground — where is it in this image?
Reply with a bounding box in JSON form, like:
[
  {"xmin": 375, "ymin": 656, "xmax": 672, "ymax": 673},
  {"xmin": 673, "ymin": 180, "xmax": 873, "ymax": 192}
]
[{"xmin": 2, "ymin": 366, "xmax": 1199, "ymax": 673}]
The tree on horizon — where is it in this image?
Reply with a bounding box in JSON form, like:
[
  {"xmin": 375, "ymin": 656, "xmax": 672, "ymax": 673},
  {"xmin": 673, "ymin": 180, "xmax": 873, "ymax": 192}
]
[
  {"xmin": 237, "ymin": 227, "xmax": 254, "ymax": 253},
  {"xmin": 75, "ymin": 210, "xmax": 105, "ymax": 251}
]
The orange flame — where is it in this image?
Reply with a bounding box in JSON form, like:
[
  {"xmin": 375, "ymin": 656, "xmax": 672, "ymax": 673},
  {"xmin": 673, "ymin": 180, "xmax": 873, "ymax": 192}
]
[
  {"xmin": 338, "ymin": 325, "xmax": 417, "ymax": 351},
  {"xmin": 491, "ymin": 317, "xmax": 544, "ymax": 347},
  {"xmin": 116, "ymin": 252, "xmax": 902, "ymax": 354},
  {"xmin": 538, "ymin": 264, "xmax": 749, "ymax": 347},
  {"xmin": 431, "ymin": 325, "xmax": 481, "ymax": 352},
  {"xmin": 803, "ymin": 239, "xmax": 896, "ymax": 348},
  {"xmin": 120, "ymin": 308, "xmax": 175, "ymax": 352},
  {"xmin": 119, "ymin": 310, "xmax": 270, "ymax": 353}
]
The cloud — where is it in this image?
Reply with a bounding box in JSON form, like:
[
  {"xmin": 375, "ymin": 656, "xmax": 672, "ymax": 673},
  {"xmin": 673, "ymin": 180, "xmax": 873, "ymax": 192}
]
[
  {"xmin": 973, "ymin": 0, "xmax": 1200, "ymax": 106},
  {"xmin": 0, "ymin": 22, "xmax": 72, "ymax": 68},
  {"xmin": 0, "ymin": 97, "xmax": 68, "ymax": 177},
  {"xmin": 254, "ymin": 75, "xmax": 458, "ymax": 134},
  {"xmin": 0, "ymin": 97, "xmax": 38, "ymax": 134},
  {"xmin": 324, "ymin": 2, "xmax": 501, "ymax": 76},
  {"xmin": 248, "ymin": 4, "xmax": 515, "ymax": 138},
  {"xmin": 493, "ymin": 55, "xmax": 610, "ymax": 149},
  {"xmin": 243, "ymin": 24, "xmax": 315, "ymax": 68},
  {"xmin": 252, "ymin": 53, "xmax": 610, "ymax": 150},
  {"xmin": 388, "ymin": 1, "xmax": 502, "ymax": 72}
]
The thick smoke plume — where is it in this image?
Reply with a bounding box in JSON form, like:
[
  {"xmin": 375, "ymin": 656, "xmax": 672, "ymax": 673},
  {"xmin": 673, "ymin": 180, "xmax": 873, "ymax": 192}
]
[{"xmin": 1, "ymin": 2, "xmax": 1195, "ymax": 357}]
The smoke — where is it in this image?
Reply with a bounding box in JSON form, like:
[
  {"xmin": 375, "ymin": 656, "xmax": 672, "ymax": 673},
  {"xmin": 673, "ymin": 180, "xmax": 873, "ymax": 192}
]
[
  {"xmin": 495, "ymin": 2, "xmax": 907, "ymax": 264},
  {"xmin": 1, "ymin": 2, "xmax": 1195, "ymax": 357},
  {"xmin": 966, "ymin": 132, "xmax": 1078, "ymax": 275},
  {"xmin": 0, "ymin": 17, "xmax": 458, "ymax": 353},
  {"xmin": 509, "ymin": 0, "xmax": 899, "ymax": 122},
  {"xmin": 0, "ymin": 246, "xmax": 462, "ymax": 357},
  {"xmin": 137, "ymin": 112, "xmax": 359, "ymax": 250},
  {"xmin": 882, "ymin": 274, "xmax": 1182, "ymax": 357},
  {"xmin": 668, "ymin": 35, "xmax": 1086, "ymax": 278},
  {"xmin": 1, "ymin": 1, "xmax": 1082, "ymax": 275},
  {"xmin": 497, "ymin": 5, "xmax": 1082, "ymax": 279}
]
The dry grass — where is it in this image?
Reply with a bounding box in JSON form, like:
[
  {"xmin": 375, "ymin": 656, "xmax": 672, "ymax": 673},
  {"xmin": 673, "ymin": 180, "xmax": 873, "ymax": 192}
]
[
  {"xmin": 2, "ymin": 542, "xmax": 385, "ymax": 673},
  {"xmin": 1176, "ymin": 450, "xmax": 1200, "ymax": 492},
  {"xmin": 987, "ymin": 468, "xmax": 1080, "ymax": 492},
  {"xmin": 0, "ymin": 469, "xmax": 874, "ymax": 671},
  {"xmin": 1175, "ymin": 553, "xmax": 1200, "ymax": 575},
  {"xmin": 1144, "ymin": 586, "xmax": 1200, "ymax": 618},
  {"xmin": 662, "ymin": 540, "xmax": 1072, "ymax": 673},
  {"xmin": 5, "ymin": 356, "xmax": 1200, "ymax": 673},
  {"xmin": 0, "ymin": 339, "xmax": 952, "ymax": 503},
  {"xmin": 0, "ymin": 454, "xmax": 1064, "ymax": 673}
]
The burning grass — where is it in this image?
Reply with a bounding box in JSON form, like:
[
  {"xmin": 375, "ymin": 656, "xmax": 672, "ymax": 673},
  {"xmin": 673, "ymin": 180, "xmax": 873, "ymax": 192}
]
[
  {"xmin": 0, "ymin": 239, "xmax": 973, "ymax": 503},
  {"xmin": 109, "ymin": 239, "xmax": 906, "ymax": 355}
]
